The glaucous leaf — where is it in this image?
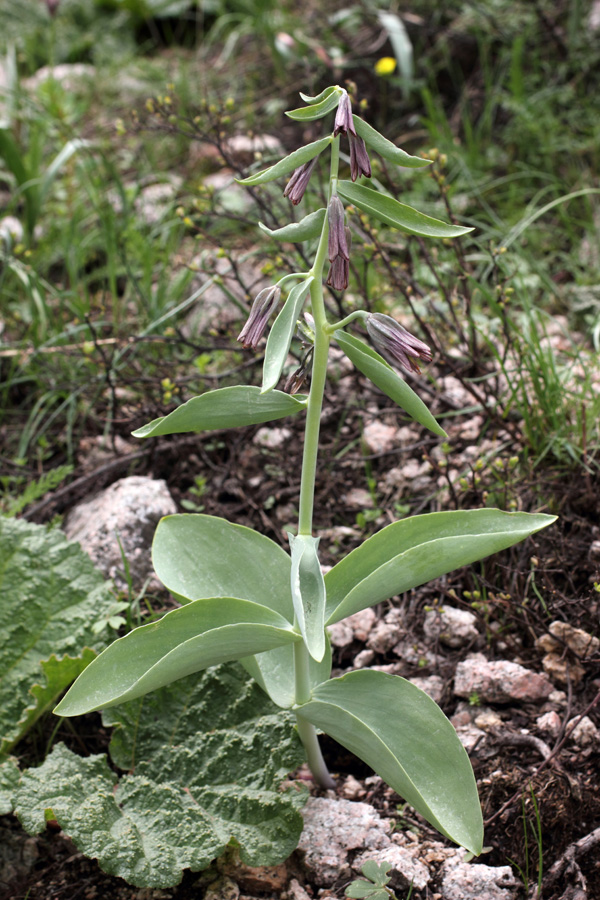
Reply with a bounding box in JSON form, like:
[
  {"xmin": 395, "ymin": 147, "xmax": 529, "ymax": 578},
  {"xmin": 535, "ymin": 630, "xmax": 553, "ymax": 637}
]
[
  {"xmin": 258, "ymin": 208, "xmax": 326, "ymax": 242},
  {"xmin": 241, "ymin": 631, "xmax": 332, "ymax": 709},
  {"xmin": 19, "ymin": 665, "xmax": 307, "ymax": 888},
  {"xmin": 152, "ymin": 514, "xmax": 294, "ymax": 620},
  {"xmin": 262, "ymin": 277, "xmax": 313, "ymax": 393},
  {"xmin": 286, "ymin": 91, "xmax": 341, "ymax": 121},
  {"xmin": 289, "ymin": 534, "xmax": 326, "ymax": 662},
  {"xmin": 334, "ymin": 330, "xmax": 446, "ymax": 437},
  {"xmin": 236, "ymin": 136, "xmax": 332, "ymax": 185},
  {"xmin": 325, "ymin": 509, "xmax": 556, "ymax": 623},
  {"xmin": 299, "ymin": 86, "xmax": 338, "ymax": 104},
  {"xmin": 132, "ymin": 386, "xmax": 308, "ymax": 438},
  {"xmin": 0, "ymin": 518, "xmax": 115, "ymax": 754},
  {"xmin": 337, "ymin": 180, "xmax": 474, "ymax": 238},
  {"xmin": 55, "ymin": 597, "xmax": 298, "ymax": 716},
  {"xmin": 298, "ymin": 670, "xmax": 483, "ymax": 853},
  {"xmin": 352, "ymin": 116, "xmax": 430, "ymax": 168}
]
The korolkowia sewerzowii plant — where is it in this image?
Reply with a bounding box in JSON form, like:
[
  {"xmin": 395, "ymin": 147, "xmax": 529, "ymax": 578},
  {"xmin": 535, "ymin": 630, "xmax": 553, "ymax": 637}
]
[{"xmin": 55, "ymin": 85, "xmax": 556, "ymax": 859}]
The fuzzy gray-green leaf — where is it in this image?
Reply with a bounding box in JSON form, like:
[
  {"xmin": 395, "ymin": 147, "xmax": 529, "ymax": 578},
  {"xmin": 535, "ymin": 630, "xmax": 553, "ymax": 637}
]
[
  {"xmin": 17, "ymin": 665, "xmax": 307, "ymax": 889},
  {"xmin": 0, "ymin": 518, "xmax": 115, "ymax": 754}
]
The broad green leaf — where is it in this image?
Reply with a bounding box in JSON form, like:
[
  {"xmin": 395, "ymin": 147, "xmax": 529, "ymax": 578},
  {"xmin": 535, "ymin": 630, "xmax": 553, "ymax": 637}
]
[
  {"xmin": 352, "ymin": 116, "xmax": 430, "ymax": 168},
  {"xmin": 262, "ymin": 277, "xmax": 313, "ymax": 393},
  {"xmin": 152, "ymin": 514, "xmax": 294, "ymax": 620},
  {"xmin": 0, "ymin": 757, "xmax": 19, "ymax": 814},
  {"xmin": 325, "ymin": 509, "xmax": 556, "ymax": 623},
  {"xmin": 334, "ymin": 330, "xmax": 446, "ymax": 437},
  {"xmin": 0, "ymin": 518, "xmax": 115, "ymax": 754},
  {"xmin": 132, "ymin": 386, "xmax": 308, "ymax": 438},
  {"xmin": 258, "ymin": 207, "xmax": 326, "ymax": 242},
  {"xmin": 289, "ymin": 534, "xmax": 326, "ymax": 662},
  {"xmin": 18, "ymin": 665, "xmax": 307, "ymax": 889},
  {"xmin": 286, "ymin": 90, "xmax": 341, "ymax": 121},
  {"xmin": 236, "ymin": 136, "xmax": 332, "ymax": 185},
  {"xmin": 299, "ymin": 86, "xmax": 338, "ymax": 104},
  {"xmin": 240, "ymin": 631, "xmax": 332, "ymax": 709},
  {"xmin": 54, "ymin": 597, "xmax": 298, "ymax": 716},
  {"xmin": 337, "ymin": 180, "xmax": 474, "ymax": 238},
  {"xmin": 347, "ymin": 887, "xmax": 388, "ymax": 900},
  {"xmin": 298, "ymin": 670, "xmax": 483, "ymax": 853}
]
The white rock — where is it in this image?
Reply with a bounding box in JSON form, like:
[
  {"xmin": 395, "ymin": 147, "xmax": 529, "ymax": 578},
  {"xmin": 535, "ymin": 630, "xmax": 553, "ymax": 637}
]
[
  {"xmin": 0, "ymin": 216, "xmax": 24, "ymax": 244},
  {"xmin": 23, "ymin": 63, "xmax": 95, "ymax": 92},
  {"xmin": 423, "ymin": 605, "xmax": 479, "ymax": 648},
  {"xmin": 298, "ymin": 797, "xmax": 391, "ymax": 886},
  {"xmin": 253, "ymin": 426, "xmax": 292, "ymax": 449},
  {"xmin": 353, "ymin": 649, "xmax": 375, "ymax": 668},
  {"xmin": 536, "ymin": 710, "xmax": 561, "ymax": 738},
  {"xmin": 287, "ymin": 878, "xmax": 312, "ymax": 900},
  {"xmin": 454, "ymin": 653, "xmax": 554, "ymax": 703},
  {"xmin": 341, "ymin": 775, "xmax": 365, "ymax": 800},
  {"xmin": 455, "ymin": 722, "xmax": 486, "ymax": 752},
  {"xmin": 345, "ymin": 607, "xmax": 377, "ymax": 642},
  {"xmin": 341, "ymin": 487, "xmax": 374, "ymax": 509},
  {"xmin": 327, "ymin": 620, "xmax": 354, "ymax": 648},
  {"xmin": 63, "ymin": 475, "xmax": 176, "ymax": 590},
  {"xmin": 353, "ymin": 845, "xmax": 430, "ymax": 892},
  {"xmin": 367, "ymin": 619, "xmax": 404, "ymax": 654},
  {"xmin": 440, "ymin": 857, "xmax": 519, "ymax": 900},
  {"xmin": 362, "ymin": 420, "xmax": 398, "ymax": 454},
  {"xmin": 568, "ymin": 716, "xmax": 599, "ymax": 747},
  {"xmin": 409, "ymin": 675, "xmax": 445, "ymax": 704}
]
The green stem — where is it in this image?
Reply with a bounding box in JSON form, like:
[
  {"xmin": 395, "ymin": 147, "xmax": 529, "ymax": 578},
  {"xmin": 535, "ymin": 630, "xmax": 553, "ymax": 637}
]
[
  {"xmin": 325, "ymin": 309, "xmax": 369, "ymax": 334},
  {"xmin": 293, "ymin": 137, "xmax": 341, "ymax": 789}
]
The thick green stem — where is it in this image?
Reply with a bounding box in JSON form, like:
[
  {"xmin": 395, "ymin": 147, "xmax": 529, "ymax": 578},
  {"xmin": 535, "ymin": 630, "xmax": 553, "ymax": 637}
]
[{"xmin": 293, "ymin": 137, "xmax": 341, "ymax": 788}]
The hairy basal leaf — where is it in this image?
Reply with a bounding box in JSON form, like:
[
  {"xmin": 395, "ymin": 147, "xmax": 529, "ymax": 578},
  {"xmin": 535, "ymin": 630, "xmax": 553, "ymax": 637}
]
[
  {"xmin": 17, "ymin": 665, "xmax": 307, "ymax": 889},
  {"xmin": 0, "ymin": 518, "xmax": 114, "ymax": 754}
]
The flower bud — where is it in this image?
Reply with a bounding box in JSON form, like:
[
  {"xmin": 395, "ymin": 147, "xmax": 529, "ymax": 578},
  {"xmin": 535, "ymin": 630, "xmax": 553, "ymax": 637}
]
[
  {"xmin": 43, "ymin": 0, "xmax": 60, "ymax": 14},
  {"xmin": 366, "ymin": 313, "xmax": 432, "ymax": 374},
  {"xmin": 348, "ymin": 133, "xmax": 371, "ymax": 181},
  {"xmin": 333, "ymin": 91, "xmax": 356, "ymax": 137},
  {"xmin": 327, "ymin": 196, "xmax": 349, "ymax": 262},
  {"xmin": 237, "ymin": 286, "xmax": 281, "ymax": 349},
  {"xmin": 283, "ymin": 157, "xmax": 318, "ymax": 205}
]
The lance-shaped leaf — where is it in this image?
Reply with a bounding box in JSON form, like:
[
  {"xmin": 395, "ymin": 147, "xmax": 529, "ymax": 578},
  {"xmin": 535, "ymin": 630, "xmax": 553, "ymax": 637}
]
[
  {"xmin": 352, "ymin": 116, "xmax": 431, "ymax": 168},
  {"xmin": 258, "ymin": 208, "xmax": 326, "ymax": 243},
  {"xmin": 297, "ymin": 670, "xmax": 483, "ymax": 854},
  {"xmin": 132, "ymin": 386, "xmax": 308, "ymax": 438},
  {"xmin": 236, "ymin": 136, "xmax": 332, "ymax": 186},
  {"xmin": 54, "ymin": 597, "xmax": 299, "ymax": 716},
  {"xmin": 334, "ymin": 330, "xmax": 446, "ymax": 437},
  {"xmin": 18, "ymin": 666, "xmax": 307, "ymax": 888},
  {"xmin": 299, "ymin": 86, "xmax": 338, "ymax": 104},
  {"xmin": 337, "ymin": 180, "xmax": 474, "ymax": 238},
  {"xmin": 286, "ymin": 90, "xmax": 341, "ymax": 121},
  {"xmin": 262, "ymin": 277, "xmax": 313, "ymax": 393},
  {"xmin": 325, "ymin": 509, "xmax": 556, "ymax": 624},
  {"xmin": 289, "ymin": 534, "xmax": 326, "ymax": 662}
]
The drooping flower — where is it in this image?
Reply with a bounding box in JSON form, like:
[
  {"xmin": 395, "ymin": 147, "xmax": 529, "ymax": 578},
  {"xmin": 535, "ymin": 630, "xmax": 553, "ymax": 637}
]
[
  {"xmin": 366, "ymin": 313, "xmax": 432, "ymax": 374},
  {"xmin": 327, "ymin": 196, "xmax": 349, "ymax": 263},
  {"xmin": 348, "ymin": 132, "xmax": 371, "ymax": 181},
  {"xmin": 333, "ymin": 91, "xmax": 356, "ymax": 137},
  {"xmin": 326, "ymin": 225, "xmax": 352, "ymax": 291},
  {"xmin": 237, "ymin": 286, "xmax": 281, "ymax": 349},
  {"xmin": 283, "ymin": 157, "xmax": 319, "ymax": 205},
  {"xmin": 43, "ymin": 0, "xmax": 60, "ymax": 15}
]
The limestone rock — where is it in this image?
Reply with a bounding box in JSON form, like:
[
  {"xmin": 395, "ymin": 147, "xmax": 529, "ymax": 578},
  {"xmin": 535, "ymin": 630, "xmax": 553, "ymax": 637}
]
[
  {"xmin": 423, "ymin": 605, "xmax": 479, "ymax": 648},
  {"xmin": 568, "ymin": 716, "xmax": 600, "ymax": 748},
  {"xmin": 353, "ymin": 844, "xmax": 431, "ymax": 892},
  {"xmin": 454, "ymin": 653, "xmax": 554, "ymax": 703},
  {"xmin": 362, "ymin": 420, "xmax": 398, "ymax": 454},
  {"xmin": 439, "ymin": 857, "xmax": 519, "ymax": 900},
  {"xmin": 297, "ymin": 797, "xmax": 391, "ymax": 886},
  {"xmin": 63, "ymin": 475, "xmax": 176, "ymax": 590},
  {"xmin": 409, "ymin": 674, "xmax": 445, "ymax": 704}
]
